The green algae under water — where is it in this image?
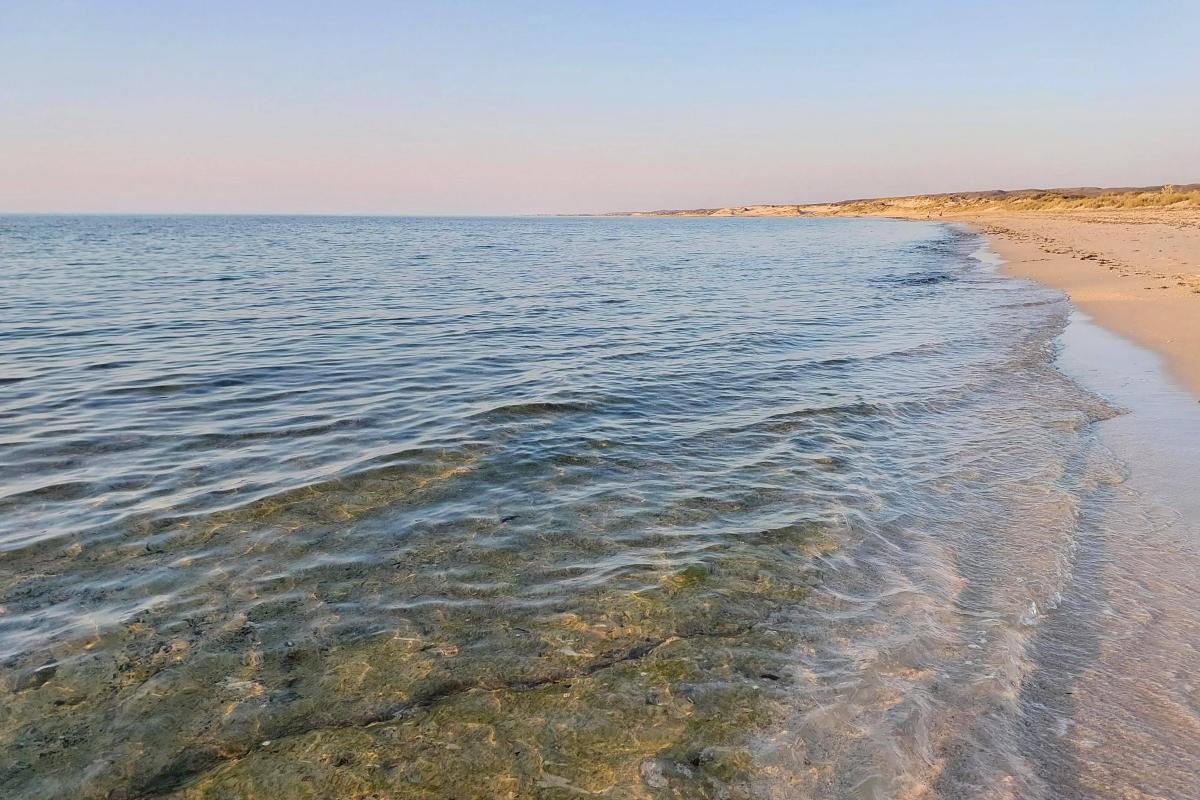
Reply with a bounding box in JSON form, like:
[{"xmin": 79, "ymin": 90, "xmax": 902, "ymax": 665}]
[{"xmin": 5, "ymin": 460, "xmax": 836, "ymax": 799}]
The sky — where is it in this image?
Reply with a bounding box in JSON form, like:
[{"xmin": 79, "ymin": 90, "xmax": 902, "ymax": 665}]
[{"xmin": 2, "ymin": 1, "xmax": 1198, "ymax": 215}]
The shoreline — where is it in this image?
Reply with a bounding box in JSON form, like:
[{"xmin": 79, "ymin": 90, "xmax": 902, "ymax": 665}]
[
  {"xmin": 966, "ymin": 212, "xmax": 1200, "ymax": 400},
  {"xmin": 964, "ymin": 218, "xmax": 1200, "ymax": 799},
  {"xmin": 1056, "ymin": 308, "xmax": 1200, "ymax": 520},
  {"xmin": 616, "ymin": 188, "xmax": 1200, "ymax": 401},
  {"xmin": 624, "ymin": 208, "xmax": 1200, "ymax": 401},
  {"xmin": 977, "ymin": 227, "xmax": 1200, "ymax": 517}
]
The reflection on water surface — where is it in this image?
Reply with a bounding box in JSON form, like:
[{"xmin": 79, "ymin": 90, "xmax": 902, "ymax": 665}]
[{"xmin": 1, "ymin": 216, "xmax": 1194, "ymax": 799}]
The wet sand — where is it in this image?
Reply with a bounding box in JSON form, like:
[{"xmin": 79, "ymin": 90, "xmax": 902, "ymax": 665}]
[{"xmin": 1023, "ymin": 310, "xmax": 1200, "ymax": 799}]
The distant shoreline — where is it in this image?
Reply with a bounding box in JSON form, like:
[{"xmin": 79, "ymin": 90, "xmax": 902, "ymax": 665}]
[
  {"xmin": 616, "ymin": 185, "xmax": 1200, "ymax": 400},
  {"xmin": 608, "ymin": 183, "xmax": 1200, "ymax": 218}
]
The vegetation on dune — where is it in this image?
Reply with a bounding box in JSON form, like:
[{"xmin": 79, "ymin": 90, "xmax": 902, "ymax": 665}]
[
  {"xmin": 828, "ymin": 186, "xmax": 1200, "ymax": 215},
  {"xmin": 627, "ymin": 184, "xmax": 1200, "ymax": 217}
]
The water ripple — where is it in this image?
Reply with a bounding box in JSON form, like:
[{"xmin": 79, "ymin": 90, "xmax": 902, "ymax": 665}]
[{"xmin": 0, "ymin": 215, "xmax": 1148, "ymax": 799}]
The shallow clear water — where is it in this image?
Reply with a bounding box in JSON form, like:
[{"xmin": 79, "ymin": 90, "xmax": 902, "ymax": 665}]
[{"xmin": 0, "ymin": 216, "xmax": 1195, "ymax": 799}]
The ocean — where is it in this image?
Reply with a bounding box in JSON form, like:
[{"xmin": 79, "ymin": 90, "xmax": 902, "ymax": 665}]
[{"xmin": 1, "ymin": 215, "xmax": 1197, "ymax": 799}]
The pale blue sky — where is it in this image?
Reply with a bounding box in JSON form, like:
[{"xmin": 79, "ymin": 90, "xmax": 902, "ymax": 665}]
[{"xmin": 2, "ymin": 1, "xmax": 1198, "ymax": 214}]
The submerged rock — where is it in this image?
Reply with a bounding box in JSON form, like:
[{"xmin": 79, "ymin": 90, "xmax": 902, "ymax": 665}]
[{"xmin": 13, "ymin": 661, "xmax": 57, "ymax": 692}]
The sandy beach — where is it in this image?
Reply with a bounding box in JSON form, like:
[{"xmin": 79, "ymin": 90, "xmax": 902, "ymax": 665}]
[{"xmin": 967, "ymin": 211, "xmax": 1200, "ymax": 397}]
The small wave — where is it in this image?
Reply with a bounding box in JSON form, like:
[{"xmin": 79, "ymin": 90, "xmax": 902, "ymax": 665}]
[
  {"xmin": 0, "ymin": 479, "xmax": 94, "ymax": 505},
  {"xmin": 172, "ymin": 417, "xmax": 371, "ymax": 449},
  {"xmin": 97, "ymin": 377, "xmax": 248, "ymax": 397},
  {"xmin": 872, "ymin": 271, "xmax": 956, "ymax": 287},
  {"xmin": 725, "ymin": 400, "xmax": 895, "ymax": 435},
  {"xmin": 998, "ymin": 296, "xmax": 1064, "ymax": 310},
  {"xmin": 470, "ymin": 399, "xmax": 596, "ymax": 421},
  {"xmin": 83, "ymin": 360, "xmax": 137, "ymax": 371},
  {"xmin": 137, "ymin": 446, "xmax": 484, "ymax": 534}
]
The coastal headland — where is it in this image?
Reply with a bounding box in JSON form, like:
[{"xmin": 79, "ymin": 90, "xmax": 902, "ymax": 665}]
[{"xmin": 618, "ymin": 185, "xmax": 1200, "ymax": 397}]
